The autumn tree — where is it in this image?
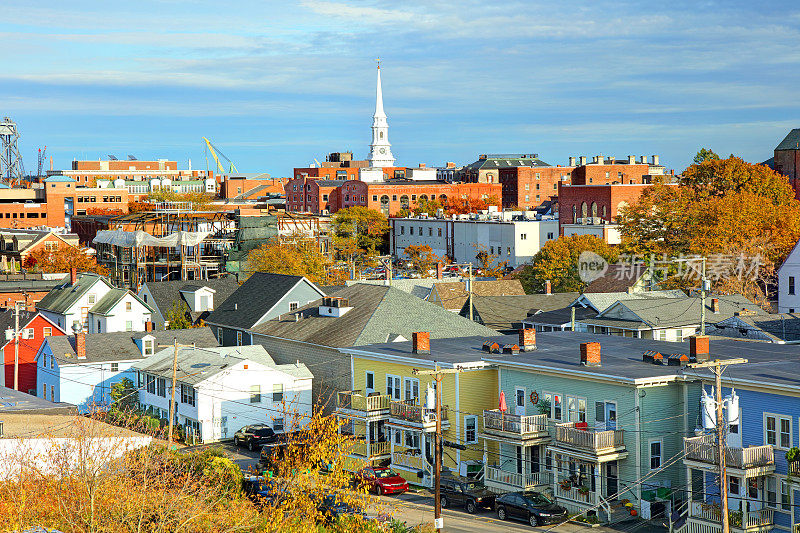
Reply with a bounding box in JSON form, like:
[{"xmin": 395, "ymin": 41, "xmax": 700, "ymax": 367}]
[
  {"xmin": 165, "ymin": 300, "xmax": 192, "ymax": 330},
  {"xmin": 403, "ymin": 244, "xmax": 440, "ymax": 275},
  {"xmin": 110, "ymin": 377, "xmax": 139, "ymax": 413},
  {"xmin": 473, "ymin": 244, "xmax": 508, "ymax": 279},
  {"xmin": 331, "ymin": 207, "xmax": 389, "ymax": 262},
  {"xmin": 147, "ymin": 189, "xmax": 216, "ymax": 210},
  {"xmin": 397, "ymin": 198, "xmax": 444, "ymax": 218},
  {"xmin": 24, "ymin": 246, "xmax": 108, "ymax": 275},
  {"xmin": 517, "ymin": 235, "xmax": 619, "ymax": 293},
  {"xmin": 693, "ymin": 148, "xmax": 720, "ymax": 164},
  {"xmin": 246, "ymin": 233, "xmax": 330, "ymax": 284}
]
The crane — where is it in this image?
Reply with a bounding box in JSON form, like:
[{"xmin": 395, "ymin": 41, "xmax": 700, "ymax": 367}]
[
  {"xmin": 203, "ymin": 137, "xmax": 239, "ymax": 175},
  {"xmin": 37, "ymin": 146, "xmax": 47, "ymax": 178}
]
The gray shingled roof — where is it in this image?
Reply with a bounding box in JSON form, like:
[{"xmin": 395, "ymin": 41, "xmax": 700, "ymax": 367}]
[
  {"xmin": 133, "ymin": 344, "xmax": 313, "ymax": 385},
  {"xmin": 775, "ymin": 129, "xmax": 800, "ymax": 151},
  {"xmin": 36, "ymin": 273, "xmax": 108, "ymax": 314},
  {"xmin": 709, "ymin": 313, "xmax": 800, "ymax": 343},
  {"xmin": 205, "ymin": 273, "xmax": 320, "ymax": 330},
  {"xmin": 463, "ymin": 154, "xmax": 551, "ymax": 171},
  {"xmin": 47, "ymin": 327, "xmax": 219, "ymax": 364},
  {"xmin": 90, "ymin": 288, "xmax": 153, "ymax": 316},
  {"xmin": 143, "ymin": 277, "xmax": 240, "ymax": 322},
  {"xmin": 574, "ymin": 290, "xmax": 688, "ymax": 313},
  {"xmin": 460, "ymin": 293, "xmax": 580, "ymax": 332},
  {"xmin": 249, "ymin": 284, "xmax": 499, "ymax": 347},
  {"xmin": 432, "ymin": 279, "xmax": 526, "ymax": 310}
]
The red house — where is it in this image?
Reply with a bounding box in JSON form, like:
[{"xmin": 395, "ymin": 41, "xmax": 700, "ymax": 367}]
[{"xmin": 0, "ymin": 309, "xmax": 65, "ymax": 394}]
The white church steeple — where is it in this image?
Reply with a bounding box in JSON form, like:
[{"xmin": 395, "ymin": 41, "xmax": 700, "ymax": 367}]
[{"xmin": 367, "ymin": 60, "xmax": 395, "ymax": 168}]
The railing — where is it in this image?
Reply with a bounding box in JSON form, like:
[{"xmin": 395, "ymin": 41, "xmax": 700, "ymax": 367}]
[
  {"xmin": 390, "ymin": 401, "xmax": 448, "ymax": 424},
  {"xmin": 393, "ymin": 448, "xmax": 433, "ymax": 475},
  {"xmin": 684, "ymin": 435, "xmax": 774, "ymax": 469},
  {"xmin": 483, "ymin": 410, "xmax": 548, "ymax": 436},
  {"xmin": 690, "ymin": 502, "xmax": 774, "ymax": 530},
  {"xmin": 485, "ymin": 466, "xmax": 550, "ymax": 489},
  {"xmin": 337, "ymin": 391, "xmax": 390, "ymax": 413},
  {"xmin": 790, "ymin": 461, "xmax": 800, "ymax": 477},
  {"xmin": 351, "ymin": 440, "xmax": 391, "ymax": 458},
  {"xmin": 555, "ymin": 422, "xmax": 624, "ymax": 451},
  {"xmin": 555, "ymin": 481, "xmax": 595, "ymax": 503}
]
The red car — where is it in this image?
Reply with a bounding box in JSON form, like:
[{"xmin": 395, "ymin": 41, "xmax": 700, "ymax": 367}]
[{"xmin": 355, "ymin": 467, "xmax": 409, "ymax": 495}]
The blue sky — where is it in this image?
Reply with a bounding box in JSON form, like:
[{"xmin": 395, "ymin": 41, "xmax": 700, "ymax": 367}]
[{"xmin": 2, "ymin": 0, "xmax": 799, "ymax": 176}]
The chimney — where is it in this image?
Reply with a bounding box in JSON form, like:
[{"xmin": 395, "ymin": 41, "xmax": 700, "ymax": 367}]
[
  {"xmin": 690, "ymin": 335, "xmax": 710, "ymax": 362},
  {"xmin": 569, "ymin": 156, "xmax": 576, "ymax": 166},
  {"xmin": 711, "ymin": 298, "xmax": 719, "ymax": 314},
  {"xmin": 412, "ymin": 332, "xmax": 430, "ymax": 354},
  {"xmin": 579, "ymin": 156, "xmax": 587, "ymax": 166},
  {"xmin": 436, "ymin": 262, "xmax": 443, "ymax": 280},
  {"xmin": 544, "ymin": 279, "xmax": 552, "ymax": 295},
  {"xmin": 628, "ymin": 155, "xmax": 635, "ymax": 164},
  {"xmin": 76, "ymin": 331, "xmax": 86, "ymax": 360},
  {"xmin": 580, "ymin": 342, "xmax": 601, "ymax": 367},
  {"xmin": 145, "ymin": 321, "xmax": 153, "ymax": 332},
  {"xmin": 640, "ymin": 156, "xmax": 647, "ymax": 164},
  {"xmin": 519, "ymin": 328, "xmax": 536, "ymax": 351},
  {"xmin": 652, "ymin": 155, "xmax": 660, "ymax": 165},
  {"xmin": 596, "ymin": 154, "xmax": 603, "ymax": 165},
  {"xmin": 70, "ymin": 267, "xmax": 77, "ymax": 285}
]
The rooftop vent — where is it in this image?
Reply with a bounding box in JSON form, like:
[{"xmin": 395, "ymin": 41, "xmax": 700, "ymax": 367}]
[
  {"xmin": 502, "ymin": 343, "xmax": 520, "ymax": 355},
  {"xmin": 482, "ymin": 340, "xmax": 501, "ymax": 353}
]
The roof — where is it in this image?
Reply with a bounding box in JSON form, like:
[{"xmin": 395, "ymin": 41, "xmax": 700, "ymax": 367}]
[
  {"xmin": 574, "ymin": 290, "xmax": 688, "ymax": 313},
  {"xmin": 524, "ymin": 306, "xmax": 599, "ymax": 327},
  {"xmin": 0, "ymin": 385, "xmax": 74, "ymax": 414},
  {"xmin": 46, "ymin": 327, "xmax": 219, "ymax": 364},
  {"xmin": 0, "ymin": 308, "xmax": 39, "ymax": 337},
  {"xmin": 346, "ymin": 278, "xmax": 467, "ymax": 300},
  {"xmin": 133, "ymin": 344, "xmax": 313, "ymax": 385},
  {"xmin": 460, "ymin": 293, "xmax": 580, "ymax": 332},
  {"xmin": 584, "ymin": 263, "xmax": 650, "ymax": 293},
  {"xmin": 36, "ymin": 273, "xmax": 109, "ymax": 315},
  {"xmin": 142, "ymin": 277, "xmax": 240, "ymax": 322},
  {"xmin": 431, "ymin": 279, "xmax": 526, "ymax": 310},
  {"xmin": 90, "ymin": 288, "xmax": 153, "ymax": 316},
  {"xmin": 249, "ymin": 284, "xmax": 499, "ymax": 348},
  {"xmin": 0, "ymin": 274, "xmax": 67, "ymax": 294},
  {"xmin": 463, "ymin": 154, "xmax": 551, "ymax": 171},
  {"xmin": 315, "ymin": 180, "xmax": 347, "ymax": 187},
  {"xmin": 775, "ymin": 129, "xmax": 800, "ymax": 151},
  {"xmin": 43, "ymin": 175, "xmax": 76, "ymax": 183},
  {"xmin": 205, "ymin": 273, "xmax": 321, "ymax": 330},
  {"xmin": 708, "ymin": 313, "xmax": 800, "ymax": 343}
]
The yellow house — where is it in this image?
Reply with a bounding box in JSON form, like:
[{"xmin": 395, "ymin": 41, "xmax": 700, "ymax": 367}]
[{"xmin": 336, "ymin": 332, "xmax": 503, "ymax": 487}]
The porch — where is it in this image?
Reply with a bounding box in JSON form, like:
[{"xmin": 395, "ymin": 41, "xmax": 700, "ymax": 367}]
[
  {"xmin": 551, "ymin": 422, "xmax": 627, "ymax": 460},
  {"xmin": 686, "ymin": 501, "xmax": 774, "ymax": 533},
  {"xmin": 482, "ymin": 410, "xmax": 549, "ymax": 441},
  {"xmin": 388, "ymin": 400, "xmax": 449, "ymax": 431},
  {"xmin": 684, "ymin": 435, "xmax": 774, "ymax": 476},
  {"xmin": 392, "ymin": 445, "xmax": 434, "ymax": 488},
  {"xmin": 485, "ymin": 466, "xmax": 551, "ymax": 492},
  {"xmin": 334, "ymin": 390, "xmax": 390, "ymax": 421}
]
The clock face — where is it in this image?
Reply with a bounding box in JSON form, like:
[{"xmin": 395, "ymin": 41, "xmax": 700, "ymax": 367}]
[{"xmin": 379, "ymin": 148, "xmax": 386, "ymax": 154}]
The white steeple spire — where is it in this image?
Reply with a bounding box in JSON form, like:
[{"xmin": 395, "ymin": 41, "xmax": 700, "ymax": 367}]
[{"xmin": 368, "ymin": 59, "xmax": 395, "ymax": 168}]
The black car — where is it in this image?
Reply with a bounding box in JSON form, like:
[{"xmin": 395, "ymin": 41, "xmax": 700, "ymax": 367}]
[
  {"xmin": 440, "ymin": 476, "xmax": 495, "ymax": 514},
  {"xmin": 316, "ymin": 494, "xmax": 366, "ymax": 523},
  {"xmin": 495, "ymin": 491, "xmax": 568, "ymax": 527},
  {"xmin": 241, "ymin": 475, "xmax": 286, "ymax": 506},
  {"xmin": 233, "ymin": 424, "xmax": 277, "ymax": 451}
]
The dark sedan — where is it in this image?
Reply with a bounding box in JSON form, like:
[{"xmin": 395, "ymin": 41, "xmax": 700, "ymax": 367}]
[
  {"xmin": 495, "ymin": 491, "xmax": 568, "ymax": 527},
  {"xmin": 233, "ymin": 424, "xmax": 277, "ymax": 451}
]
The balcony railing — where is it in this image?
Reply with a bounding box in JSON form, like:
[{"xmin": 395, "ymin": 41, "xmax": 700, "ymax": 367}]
[
  {"xmin": 691, "ymin": 502, "xmax": 774, "ymax": 530},
  {"xmin": 390, "ymin": 401, "xmax": 448, "ymax": 424},
  {"xmin": 555, "ymin": 481, "xmax": 595, "ymax": 503},
  {"xmin": 351, "ymin": 440, "xmax": 391, "ymax": 458},
  {"xmin": 684, "ymin": 435, "xmax": 774, "ymax": 469},
  {"xmin": 483, "ymin": 410, "xmax": 548, "ymax": 437},
  {"xmin": 336, "ymin": 391, "xmax": 390, "ymax": 413},
  {"xmin": 485, "ymin": 466, "xmax": 551, "ymax": 489},
  {"xmin": 790, "ymin": 461, "xmax": 800, "ymax": 477},
  {"xmin": 555, "ymin": 422, "xmax": 624, "ymax": 451},
  {"xmin": 392, "ymin": 447, "xmax": 433, "ymax": 476}
]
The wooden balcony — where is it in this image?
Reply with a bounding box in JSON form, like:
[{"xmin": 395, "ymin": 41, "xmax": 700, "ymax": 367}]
[
  {"xmin": 555, "ymin": 481, "xmax": 595, "ymax": 504},
  {"xmin": 553, "ymin": 422, "xmax": 625, "ymax": 458},
  {"xmin": 485, "ymin": 466, "xmax": 551, "ymax": 491},
  {"xmin": 392, "ymin": 447, "xmax": 433, "ymax": 486},
  {"xmin": 350, "ymin": 440, "xmax": 391, "ymax": 459},
  {"xmin": 389, "ymin": 401, "xmax": 449, "ymax": 431},
  {"xmin": 789, "ymin": 461, "xmax": 800, "ymax": 478},
  {"xmin": 689, "ymin": 501, "xmax": 773, "ymax": 533},
  {"xmin": 482, "ymin": 410, "xmax": 549, "ymax": 441},
  {"xmin": 684, "ymin": 435, "xmax": 774, "ymax": 474},
  {"xmin": 334, "ymin": 391, "xmax": 390, "ymax": 419}
]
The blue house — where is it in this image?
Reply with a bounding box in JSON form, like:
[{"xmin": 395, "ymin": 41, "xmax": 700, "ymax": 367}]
[{"xmin": 35, "ymin": 327, "xmax": 218, "ymax": 412}]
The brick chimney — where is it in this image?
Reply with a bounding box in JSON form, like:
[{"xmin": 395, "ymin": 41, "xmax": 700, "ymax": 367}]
[
  {"xmin": 76, "ymin": 331, "xmax": 86, "ymax": 360},
  {"xmin": 412, "ymin": 332, "xmax": 430, "ymax": 354},
  {"xmin": 711, "ymin": 298, "xmax": 719, "ymax": 314},
  {"xmin": 544, "ymin": 280, "xmax": 552, "ymax": 295},
  {"xmin": 70, "ymin": 267, "xmax": 78, "ymax": 285},
  {"xmin": 436, "ymin": 262, "xmax": 443, "ymax": 280},
  {"xmin": 690, "ymin": 335, "xmax": 710, "ymax": 362},
  {"xmin": 145, "ymin": 321, "xmax": 153, "ymax": 332},
  {"xmin": 580, "ymin": 342, "xmax": 601, "ymax": 367},
  {"xmin": 519, "ymin": 327, "xmax": 536, "ymax": 351}
]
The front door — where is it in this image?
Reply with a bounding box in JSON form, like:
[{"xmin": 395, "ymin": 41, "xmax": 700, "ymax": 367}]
[
  {"xmin": 606, "ymin": 461, "xmax": 618, "ymax": 498},
  {"xmin": 605, "ymin": 403, "xmax": 617, "ymax": 430},
  {"xmin": 515, "ymin": 387, "xmax": 526, "ymax": 416},
  {"xmin": 529, "ymin": 445, "xmax": 540, "ymax": 473}
]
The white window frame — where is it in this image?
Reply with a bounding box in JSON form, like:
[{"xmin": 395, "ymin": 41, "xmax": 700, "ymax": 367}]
[
  {"xmin": 386, "ymin": 374, "xmax": 401, "ymax": 400},
  {"xmin": 404, "ymin": 377, "xmax": 420, "ymax": 404},
  {"xmin": 649, "ymin": 439, "xmax": 662, "ymax": 470},
  {"xmin": 250, "ymin": 385, "xmax": 261, "ymax": 403},
  {"xmin": 272, "ymin": 383, "xmax": 284, "ymax": 402},
  {"xmin": 781, "ymin": 478, "xmax": 791, "ymax": 511},
  {"xmin": 273, "ymin": 417, "xmax": 284, "ymax": 432},
  {"xmin": 289, "ymin": 301, "xmax": 299, "ymax": 311},
  {"xmin": 543, "ymin": 392, "xmax": 554, "ymax": 419},
  {"xmin": 766, "ymin": 476, "xmax": 777, "ymax": 509},
  {"xmin": 464, "ymin": 415, "xmax": 478, "ymax": 444},
  {"xmin": 764, "ymin": 413, "xmax": 792, "ymax": 449},
  {"xmin": 365, "ymin": 371, "xmax": 375, "ymax": 393},
  {"xmin": 43, "ymin": 327, "xmax": 52, "ymax": 337},
  {"xmin": 566, "ymin": 395, "xmax": 587, "ymax": 423}
]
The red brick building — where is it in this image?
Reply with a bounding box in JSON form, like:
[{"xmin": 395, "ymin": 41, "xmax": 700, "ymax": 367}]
[
  {"xmin": 54, "ymin": 159, "xmax": 212, "ymax": 186},
  {"xmin": 557, "ymin": 183, "xmax": 658, "ymax": 227},
  {"xmin": 772, "ymin": 129, "xmax": 800, "ymax": 199},
  {"xmin": 221, "ymin": 174, "xmax": 289, "ymax": 200},
  {"xmin": 499, "ymin": 166, "xmax": 573, "ymax": 209},
  {"xmin": 1, "ymin": 310, "xmax": 65, "ymax": 394}
]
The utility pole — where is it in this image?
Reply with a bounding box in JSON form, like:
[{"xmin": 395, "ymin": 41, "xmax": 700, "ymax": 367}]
[
  {"xmin": 13, "ymin": 300, "xmax": 22, "ymax": 391},
  {"xmin": 699, "ymin": 257, "xmax": 708, "ymax": 336},
  {"xmin": 570, "ymin": 306, "xmax": 576, "ymax": 331},
  {"xmin": 689, "ymin": 357, "xmax": 747, "ymax": 533},
  {"xmin": 468, "ymin": 263, "xmax": 474, "ymax": 322},
  {"xmin": 414, "ymin": 364, "xmax": 465, "ymax": 532},
  {"xmin": 158, "ymin": 338, "xmax": 196, "ymax": 446}
]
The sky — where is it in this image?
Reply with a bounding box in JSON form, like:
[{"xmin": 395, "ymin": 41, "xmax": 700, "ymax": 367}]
[{"xmin": 1, "ymin": 0, "xmax": 799, "ymax": 176}]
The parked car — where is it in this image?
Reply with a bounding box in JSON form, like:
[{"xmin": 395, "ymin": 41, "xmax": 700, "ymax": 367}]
[
  {"xmin": 233, "ymin": 424, "xmax": 278, "ymax": 451},
  {"xmin": 439, "ymin": 475, "xmax": 495, "ymax": 514},
  {"xmin": 241, "ymin": 475, "xmax": 286, "ymax": 506},
  {"xmin": 353, "ymin": 466, "xmax": 409, "ymax": 495},
  {"xmin": 316, "ymin": 494, "xmax": 367, "ymax": 523},
  {"xmin": 495, "ymin": 491, "xmax": 568, "ymax": 527}
]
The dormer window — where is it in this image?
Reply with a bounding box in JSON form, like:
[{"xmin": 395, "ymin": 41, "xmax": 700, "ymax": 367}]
[{"xmin": 143, "ymin": 338, "xmax": 154, "ymax": 356}]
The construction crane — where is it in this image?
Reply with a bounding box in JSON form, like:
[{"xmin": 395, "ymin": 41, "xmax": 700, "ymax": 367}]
[
  {"xmin": 37, "ymin": 146, "xmax": 47, "ymax": 178},
  {"xmin": 0, "ymin": 117, "xmax": 25, "ymax": 185},
  {"xmin": 203, "ymin": 137, "xmax": 239, "ymax": 175}
]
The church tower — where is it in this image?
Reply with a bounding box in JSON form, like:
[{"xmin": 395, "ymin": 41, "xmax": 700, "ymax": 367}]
[{"xmin": 367, "ymin": 61, "xmax": 396, "ymax": 167}]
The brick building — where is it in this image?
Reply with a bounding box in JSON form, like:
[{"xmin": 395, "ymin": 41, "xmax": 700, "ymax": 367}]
[
  {"xmin": 54, "ymin": 158, "xmax": 212, "ymax": 185},
  {"xmin": 221, "ymin": 173, "xmax": 289, "ymax": 201},
  {"xmin": 569, "ymin": 155, "xmax": 661, "ymax": 185},
  {"xmin": 462, "ymin": 154, "xmax": 550, "ymax": 184},
  {"xmin": 772, "ymin": 129, "xmax": 800, "ymax": 199},
  {"xmin": 499, "ymin": 166, "xmax": 573, "ymax": 209}
]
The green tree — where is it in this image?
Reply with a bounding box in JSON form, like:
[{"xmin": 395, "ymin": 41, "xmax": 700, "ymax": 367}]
[
  {"xmin": 331, "ymin": 207, "xmax": 388, "ymax": 256},
  {"xmin": 403, "ymin": 244, "xmax": 440, "ymax": 275},
  {"xmin": 693, "ymin": 148, "xmax": 720, "ymax": 165},
  {"xmin": 517, "ymin": 235, "xmax": 619, "ymax": 294},
  {"xmin": 165, "ymin": 300, "xmax": 192, "ymax": 330},
  {"xmin": 246, "ymin": 233, "xmax": 330, "ymax": 284},
  {"xmin": 110, "ymin": 378, "xmax": 139, "ymax": 413}
]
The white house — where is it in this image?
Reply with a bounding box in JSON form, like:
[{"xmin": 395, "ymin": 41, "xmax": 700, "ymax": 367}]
[
  {"xmin": 35, "ymin": 328, "xmax": 219, "ymax": 412},
  {"xmin": 389, "ymin": 212, "xmax": 559, "ymax": 267},
  {"xmin": 37, "ymin": 270, "xmax": 153, "ymax": 333},
  {"xmin": 133, "ymin": 345, "xmax": 313, "ymax": 443},
  {"xmin": 778, "ymin": 239, "xmax": 800, "ymax": 313}
]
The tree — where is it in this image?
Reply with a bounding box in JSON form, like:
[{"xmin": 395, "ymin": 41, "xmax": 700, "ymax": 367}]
[
  {"xmin": 693, "ymin": 148, "xmax": 720, "ymax": 165},
  {"xmin": 24, "ymin": 246, "xmax": 108, "ymax": 275},
  {"xmin": 517, "ymin": 235, "xmax": 619, "ymax": 294},
  {"xmin": 397, "ymin": 198, "xmax": 444, "ymax": 218},
  {"xmin": 147, "ymin": 189, "xmax": 216, "ymax": 210},
  {"xmin": 680, "ymin": 156, "xmax": 795, "ymax": 205},
  {"xmin": 331, "ymin": 207, "xmax": 388, "ymax": 256},
  {"xmin": 403, "ymin": 244, "xmax": 440, "ymax": 275},
  {"xmin": 444, "ymin": 195, "xmax": 501, "ymax": 215},
  {"xmin": 246, "ymin": 233, "xmax": 330, "ymax": 284},
  {"xmin": 110, "ymin": 378, "xmax": 139, "ymax": 413},
  {"xmin": 165, "ymin": 300, "xmax": 192, "ymax": 330},
  {"xmin": 473, "ymin": 244, "xmax": 508, "ymax": 279}
]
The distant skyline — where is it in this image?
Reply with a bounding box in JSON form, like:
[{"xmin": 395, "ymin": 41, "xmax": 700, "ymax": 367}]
[{"xmin": 1, "ymin": 0, "xmax": 799, "ymax": 176}]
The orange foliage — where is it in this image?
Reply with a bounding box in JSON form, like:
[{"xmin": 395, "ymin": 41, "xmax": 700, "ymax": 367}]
[{"xmin": 24, "ymin": 246, "xmax": 108, "ymax": 275}]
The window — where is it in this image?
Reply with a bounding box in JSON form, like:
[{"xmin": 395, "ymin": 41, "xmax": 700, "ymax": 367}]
[
  {"xmin": 790, "ymin": 276, "xmax": 796, "ymax": 295},
  {"xmin": 143, "ymin": 339, "xmax": 154, "ymax": 356},
  {"xmin": 465, "ymin": 416, "xmax": 477, "ymax": 444},
  {"xmin": 543, "ymin": 392, "xmax": 553, "ymax": 418},
  {"xmin": 273, "ymin": 383, "xmax": 284, "ymax": 402},
  {"xmin": 289, "ymin": 302, "xmax": 299, "ymax": 311},
  {"xmin": 147, "ymin": 374, "xmax": 156, "ymax": 394},
  {"xmin": 126, "ymin": 301, "xmax": 132, "ymax": 311},
  {"xmin": 386, "ymin": 374, "xmax": 401, "ymax": 400},
  {"xmin": 437, "ymin": 228, "xmax": 442, "ymax": 237},
  {"xmin": 50, "ymin": 385, "xmax": 54, "ymax": 401},
  {"xmin": 410, "ymin": 227, "xmax": 414, "ymax": 235},
  {"xmin": 781, "ymin": 418, "xmax": 791, "ymax": 448},
  {"xmin": 520, "ymin": 233, "xmax": 527, "ymax": 240},
  {"xmin": 400, "ymin": 226, "xmax": 404, "ymax": 235},
  {"xmin": 729, "ymin": 476, "xmax": 740, "ymax": 496},
  {"xmin": 650, "ymin": 440, "xmax": 662, "ymax": 469},
  {"xmin": 547, "ymin": 232, "xmax": 554, "ymax": 240},
  {"xmin": 88, "ymin": 294, "xmax": 96, "ymax": 305},
  {"xmin": 217, "ymin": 327, "xmax": 223, "ymax": 343},
  {"xmin": 428, "ymin": 228, "xmax": 432, "ymax": 236},
  {"xmin": 322, "ymin": 194, "xmax": 328, "ymax": 201},
  {"xmin": 567, "ymin": 396, "xmax": 586, "ymax": 423},
  {"xmin": 97, "ymin": 320, "xmax": 102, "ymax": 332},
  {"xmin": 50, "ymin": 355, "xmax": 54, "ymax": 369},
  {"xmin": 765, "ymin": 414, "xmax": 792, "ymax": 448},
  {"xmin": 42, "ymin": 383, "xmax": 46, "ymax": 399},
  {"xmin": 767, "ymin": 477, "xmax": 777, "ymax": 508},
  {"xmin": 365, "ymin": 371, "xmax": 374, "ymax": 393},
  {"xmin": 273, "ymin": 418, "xmax": 284, "ymax": 431},
  {"xmin": 24, "ymin": 328, "xmax": 34, "ymax": 338},
  {"xmin": 250, "ymin": 385, "xmax": 261, "ymax": 403},
  {"xmin": 781, "ymin": 479, "xmax": 790, "ymax": 510},
  {"xmin": 404, "ymin": 377, "xmax": 420, "ymax": 403},
  {"xmin": 181, "ymin": 384, "xmax": 196, "ymax": 406},
  {"xmin": 43, "ymin": 327, "xmax": 52, "ymax": 337},
  {"xmin": 553, "ymin": 394, "xmax": 562, "ymax": 420},
  {"xmin": 157, "ymin": 378, "xmax": 166, "ymax": 397},
  {"xmin": 236, "ymin": 331, "xmax": 242, "ymax": 346},
  {"xmin": 125, "ymin": 320, "xmax": 133, "ymax": 332},
  {"xmin": 111, "ymin": 362, "xmax": 118, "ymax": 372}
]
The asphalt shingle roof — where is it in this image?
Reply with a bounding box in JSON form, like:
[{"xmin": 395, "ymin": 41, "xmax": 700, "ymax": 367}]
[
  {"xmin": 143, "ymin": 277, "xmax": 240, "ymax": 322},
  {"xmin": 575, "ymin": 290, "xmax": 688, "ymax": 313},
  {"xmin": 249, "ymin": 284, "xmax": 499, "ymax": 347},
  {"xmin": 584, "ymin": 264, "xmax": 649, "ymax": 293},
  {"xmin": 463, "ymin": 154, "xmax": 551, "ymax": 171},
  {"xmin": 205, "ymin": 273, "xmax": 318, "ymax": 330},
  {"xmin": 432, "ymin": 279, "xmax": 526, "ymax": 310},
  {"xmin": 460, "ymin": 293, "xmax": 580, "ymax": 331},
  {"xmin": 775, "ymin": 129, "xmax": 800, "ymax": 151},
  {"xmin": 36, "ymin": 273, "xmax": 108, "ymax": 315},
  {"xmin": 47, "ymin": 327, "xmax": 219, "ymax": 364},
  {"xmin": 90, "ymin": 288, "xmax": 153, "ymax": 316}
]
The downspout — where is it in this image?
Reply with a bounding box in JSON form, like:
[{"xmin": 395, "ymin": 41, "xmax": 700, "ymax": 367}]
[
  {"xmin": 635, "ymin": 387, "xmax": 643, "ymax": 505},
  {"xmin": 455, "ymin": 373, "xmax": 461, "ymax": 466}
]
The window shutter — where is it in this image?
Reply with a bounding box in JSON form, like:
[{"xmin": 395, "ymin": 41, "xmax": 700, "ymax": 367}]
[{"xmin": 595, "ymin": 402, "xmax": 605, "ymax": 423}]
